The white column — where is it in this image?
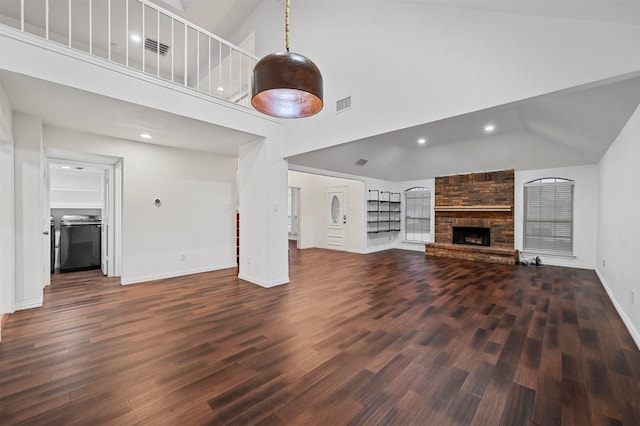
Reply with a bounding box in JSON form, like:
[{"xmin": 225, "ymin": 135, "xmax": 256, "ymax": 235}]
[
  {"xmin": 238, "ymin": 136, "xmax": 289, "ymax": 287},
  {"xmin": 0, "ymin": 84, "xmax": 15, "ymax": 317},
  {"xmin": 13, "ymin": 113, "xmax": 44, "ymax": 310}
]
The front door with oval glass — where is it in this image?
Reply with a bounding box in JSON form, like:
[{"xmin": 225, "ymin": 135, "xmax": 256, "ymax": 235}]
[{"xmin": 326, "ymin": 186, "xmax": 348, "ymax": 250}]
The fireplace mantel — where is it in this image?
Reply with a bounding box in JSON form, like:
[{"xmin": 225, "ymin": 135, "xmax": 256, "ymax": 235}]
[
  {"xmin": 427, "ymin": 170, "xmax": 516, "ymax": 264},
  {"xmin": 435, "ymin": 205, "xmax": 512, "ymax": 212}
]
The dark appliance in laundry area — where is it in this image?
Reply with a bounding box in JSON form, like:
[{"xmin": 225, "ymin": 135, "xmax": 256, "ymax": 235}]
[{"xmin": 59, "ymin": 215, "xmax": 102, "ymax": 273}]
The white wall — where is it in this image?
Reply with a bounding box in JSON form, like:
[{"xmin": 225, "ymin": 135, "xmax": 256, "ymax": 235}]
[
  {"xmin": 45, "ymin": 127, "xmax": 238, "ymax": 285},
  {"xmin": 13, "ymin": 112, "xmax": 44, "ymax": 309},
  {"xmin": 0, "ymin": 82, "xmax": 15, "ymax": 318},
  {"xmin": 515, "ymin": 165, "xmax": 598, "ymax": 269},
  {"xmin": 294, "ymin": 163, "xmax": 600, "ymax": 262},
  {"xmin": 235, "ymin": 1, "xmax": 640, "ymax": 158},
  {"xmin": 596, "ymin": 105, "xmax": 640, "ymax": 348},
  {"xmin": 288, "ymin": 168, "xmax": 435, "ymax": 254},
  {"xmin": 287, "ymin": 170, "xmax": 365, "ymax": 253},
  {"xmin": 238, "ymin": 138, "xmax": 289, "ymax": 287}
]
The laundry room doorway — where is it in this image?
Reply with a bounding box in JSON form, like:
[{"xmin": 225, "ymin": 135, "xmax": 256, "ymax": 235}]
[{"xmin": 46, "ymin": 149, "xmax": 122, "ymax": 280}]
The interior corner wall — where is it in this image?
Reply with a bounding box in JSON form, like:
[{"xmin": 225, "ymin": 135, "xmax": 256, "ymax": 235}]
[
  {"xmin": 287, "ymin": 170, "xmax": 365, "ymax": 253},
  {"xmin": 0, "ymin": 82, "xmax": 15, "ymax": 316},
  {"xmin": 13, "ymin": 112, "xmax": 44, "ymax": 310},
  {"xmin": 596, "ymin": 105, "xmax": 640, "ymax": 348},
  {"xmin": 288, "ymin": 168, "xmax": 437, "ymax": 254},
  {"xmin": 44, "ymin": 127, "xmax": 238, "ymax": 285},
  {"xmin": 515, "ymin": 165, "xmax": 598, "ymax": 269}
]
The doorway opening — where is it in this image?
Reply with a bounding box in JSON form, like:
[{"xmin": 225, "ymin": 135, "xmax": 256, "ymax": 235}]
[
  {"xmin": 288, "ymin": 187, "xmax": 300, "ymax": 248},
  {"xmin": 46, "ymin": 149, "xmax": 122, "ymax": 280},
  {"xmin": 287, "ymin": 170, "xmax": 365, "ymax": 253}
]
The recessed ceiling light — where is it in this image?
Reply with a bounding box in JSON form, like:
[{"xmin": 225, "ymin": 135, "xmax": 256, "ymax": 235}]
[
  {"xmin": 131, "ymin": 34, "xmax": 141, "ymax": 43},
  {"xmin": 217, "ymin": 86, "xmax": 224, "ymax": 92},
  {"xmin": 61, "ymin": 166, "xmax": 71, "ymax": 169},
  {"xmin": 140, "ymin": 133, "xmax": 152, "ymax": 139},
  {"xmin": 484, "ymin": 124, "xmax": 495, "ymax": 133},
  {"xmin": 418, "ymin": 138, "xmax": 427, "ymax": 145}
]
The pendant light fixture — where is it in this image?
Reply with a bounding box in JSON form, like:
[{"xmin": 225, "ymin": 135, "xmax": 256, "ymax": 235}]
[{"xmin": 251, "ymin": 0, "xmax": 323, "ymax": 118}]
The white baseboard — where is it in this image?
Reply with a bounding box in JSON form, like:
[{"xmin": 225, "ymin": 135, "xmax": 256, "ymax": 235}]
[
  {"xmin": 365, "ymin": 244, "xmax": 395, "ymax": 254},
  {"xmin": 15, "ymin": 298, "xmax": 43, "ymax": 311},
  {"xmin": 519, "ymin": 252, "xmax": 593, "ymax": 270},
  {"xmin": 348, "ymin": 248, "xmax": 368, "ymax": 254},
  {"xmin": 540, "ymin": 259, "xmax": 594, "ymax": 270},
  {"xmin": 121, "ymin": 263, "xmax": 237, "ymax": 286},
  {"xmin": 238, "ymin": 273, "xmax": 289, "ymax": 288},
  {"xmin": 595, "ymin": 267, "xmax": 640, "ymax": 351}
]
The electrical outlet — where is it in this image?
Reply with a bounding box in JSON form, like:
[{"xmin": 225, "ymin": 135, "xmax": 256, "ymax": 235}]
[
  {"xmin": 632, "ymin": 290, "xmax": 635, "ymax": 304},
  {"xmin": 602, "ymin": 259, "xmax": 606, "ymax": 268},
  {"xmin": 247, "ymin": 257, "xmax": 251, "ymax": 265},
  {"xmin": 180, "ymin": 253, "xmax": 186, "ymax": 261}
]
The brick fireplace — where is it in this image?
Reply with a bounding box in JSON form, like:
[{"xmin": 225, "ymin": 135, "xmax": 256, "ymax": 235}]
[{"xmin": 425, "ymin": 170, "xmax": 518, "ymax": 264}]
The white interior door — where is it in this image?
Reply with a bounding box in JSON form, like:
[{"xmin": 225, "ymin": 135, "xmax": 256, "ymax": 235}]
[
  {"xmin": 101, "ymin": 169, "xmax": 108, "ymax": 275},
  {"xmin": 326, "ymin": 186, "xmax": 348, "ymax": 250},
  {"xmin": 288, "ymin": 187, "xmax": 300, "ymax": 240},
  {"xmin": 113, "ymin": 160, "xmax": 122, "ymax": 277},
  {"xmin": 42, "ymin": 152, "xmax": 50, "ymax": 286}
]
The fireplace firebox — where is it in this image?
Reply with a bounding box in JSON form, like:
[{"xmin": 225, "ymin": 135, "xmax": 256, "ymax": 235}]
[{"xmin": 453, "ymin": 227, "xmax": 490, "ymax": 247}]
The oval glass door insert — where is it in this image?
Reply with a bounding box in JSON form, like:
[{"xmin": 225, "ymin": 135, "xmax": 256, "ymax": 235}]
[{"xmin": 331, "ymin": 195, "xmax": 340, "ymax": 224}]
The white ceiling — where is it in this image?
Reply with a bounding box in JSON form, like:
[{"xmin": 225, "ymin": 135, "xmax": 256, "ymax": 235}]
[
  {"xmin": 149, "ymin": 0, "xmax": 640, "ymax": 32},
  {"xmin": 2, "ymin": 0, "xmax": 639, "ymax": 181},
  {"xmin": 0, "ymin": 71, "xmax": 260, "ymax": 157},
  {"xmin": 5, "ymin": 0, "xmax": 634, "ymax": 48},
  {"xmin": 424, "ymin": 0, "xmax": 640, "ymax": 27},
  {"xmin": 287, "ymin": 74, "xmax": 640, "ymax": 181},
  {"xmin": 148, "ymin": 0, "xmax": 264, "ymax": 40}
]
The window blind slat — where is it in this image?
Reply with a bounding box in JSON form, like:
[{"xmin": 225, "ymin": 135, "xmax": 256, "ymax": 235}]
[{"xmin": 524, "ymin": 179, "xmax": 574, "ymax": 255}]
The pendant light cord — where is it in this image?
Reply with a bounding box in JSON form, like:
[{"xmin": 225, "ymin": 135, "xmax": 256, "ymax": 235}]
[{"xmin": 285, "ymin": 0, "xmax": 290, "ymax": 52}]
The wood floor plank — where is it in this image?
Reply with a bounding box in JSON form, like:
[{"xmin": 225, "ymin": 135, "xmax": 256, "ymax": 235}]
[
  {"xmin": 500, "ymin": 383, "xmax": 536, "ymax": 426},
  {"xmin": 1, "ymin": 247, "xmax": 639, "ymax": 425}
]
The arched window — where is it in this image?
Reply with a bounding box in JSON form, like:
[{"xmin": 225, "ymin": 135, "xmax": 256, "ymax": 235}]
[
  {"xmin": 524, "ymin": 178, "xmax": 574, "ymax": 255},
  {"xmin": 405, "ymin": 187, "xmax": 431, "ymax": 242}
]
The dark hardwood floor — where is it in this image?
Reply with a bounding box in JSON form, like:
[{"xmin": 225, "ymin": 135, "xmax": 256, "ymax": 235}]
[{"xmin": 1, "ymin": 246, "xmax": 639, "ymax": 425}]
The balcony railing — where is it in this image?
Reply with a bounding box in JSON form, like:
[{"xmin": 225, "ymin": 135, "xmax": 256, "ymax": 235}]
[{"xmin": 0, "ymin": 0, "xmax": 259, "ymax": 108}]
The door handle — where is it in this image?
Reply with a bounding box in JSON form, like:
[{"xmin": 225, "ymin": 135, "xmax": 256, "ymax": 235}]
[{"xmin": 43, "ymin": 231, "xmax": 49, "ymax": 235}]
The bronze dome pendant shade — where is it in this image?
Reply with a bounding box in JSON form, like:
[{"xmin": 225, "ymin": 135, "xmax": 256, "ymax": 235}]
[{"xmin": 251, "ymin": 0, "xmax": 323, "ymax": 118}]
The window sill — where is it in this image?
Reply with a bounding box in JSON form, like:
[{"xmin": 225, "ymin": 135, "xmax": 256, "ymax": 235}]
[{"xmin": 402, "ymin": 240, "xmax": 431, "ymax": 245}]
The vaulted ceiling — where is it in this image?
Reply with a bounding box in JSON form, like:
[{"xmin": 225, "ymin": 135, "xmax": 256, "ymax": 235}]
[
  {"xmin": 287, "ymin": 74, "xmax": 640, "ymax": 181},
  {"xmin": 1, "ymin": 0, "xmax": 639, "ymax": 181}
]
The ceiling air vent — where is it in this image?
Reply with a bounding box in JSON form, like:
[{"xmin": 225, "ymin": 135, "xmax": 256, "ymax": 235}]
[
  {"xmin": 336, "ymin": 96, "xmax": 352, "ymax": 113},
  {"xmin": 144, "ymin": 37, "xmax": 170, "ymax": 56},
  {"xmin": 355, "ymin": 158, "xmax": 368, "ymax": 166}
]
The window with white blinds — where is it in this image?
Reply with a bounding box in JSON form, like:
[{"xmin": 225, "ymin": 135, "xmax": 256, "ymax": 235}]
[
  {"xmin": 405, "ymin": 187, "xmax": 431, "ymax": 242},
  {"xmin": 524, "ymin": 178, "xmax": 574, "ymax": 255}
]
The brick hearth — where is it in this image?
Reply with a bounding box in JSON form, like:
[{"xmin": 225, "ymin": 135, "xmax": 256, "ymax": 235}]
[{"xmin": 426, "ymin": 170, "xmax": 518, "ymax": 264}]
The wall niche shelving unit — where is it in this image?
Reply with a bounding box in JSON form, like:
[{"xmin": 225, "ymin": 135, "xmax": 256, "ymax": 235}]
[{"xmin": 368, "ymin": 190, "xmax": 401, "ymax": 233}]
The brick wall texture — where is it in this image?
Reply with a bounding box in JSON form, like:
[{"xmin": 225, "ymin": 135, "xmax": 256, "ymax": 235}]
[{"xmin": 434, "ymin": 170, "xmax": 515, "ymax": 249}]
